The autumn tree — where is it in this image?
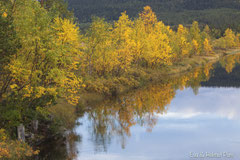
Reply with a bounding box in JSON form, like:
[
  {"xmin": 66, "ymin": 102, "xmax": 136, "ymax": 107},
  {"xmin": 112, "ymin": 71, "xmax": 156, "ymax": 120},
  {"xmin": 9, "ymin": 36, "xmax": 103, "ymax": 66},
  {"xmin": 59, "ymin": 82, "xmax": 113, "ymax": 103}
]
[
  {"xmin": 83, "ymin": 17, "xmax": 115, "ymax": 76},
  {"xmin": 203, "ymin": 38, "xmax": 213, "ymax": 55},
  {"xmin": 202, "ymin": 24, "xmax": 211, "ymax": 40},
  {"xmin": 0, "ymin": 0, "xmax": 82, "ymax": 133},
  {"xmin": 112, "ymin": 12, "xmax": 135, "ymax": 73},
  {"xmin": 192, "ymin": 39, "xmax": 200, "ymax": 55},
  {"xmin": 139, "ymin": 6, "xmax": 157, "ymax": 33},
  {"xmin": 173, "ymin": 24, "xmax": 191, "ymax": 58},
  {"xmin": 223, "ymin": 28, "xmax": 238, "ymax": 48},
  {"xmin": 215, "ymin": 28, "xmax": 238, "ymax": 49},
  {"xmin": 142, "ymin": 21, "xmax": 172, "ymax": 67},
  {"xmin": 190, "ymin": 21, "xmax": 202, "ymax": 54},
  {"xmin": 132, "ymin": 17, "xmax": 146, "ymax": 64}
]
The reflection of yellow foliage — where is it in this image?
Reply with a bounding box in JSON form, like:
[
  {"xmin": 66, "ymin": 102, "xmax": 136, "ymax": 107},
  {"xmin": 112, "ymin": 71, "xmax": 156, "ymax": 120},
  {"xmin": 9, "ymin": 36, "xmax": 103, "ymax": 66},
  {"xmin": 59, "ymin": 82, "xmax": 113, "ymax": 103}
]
[
  {"xmin": 225, "ymin": 57, "xmax": 235, "ymax": 73},
  {"xmin": 221, "ymin": 55, "xmax": 240, "ymax": 73},
  {"xmin": 86, "ymin": 64, "xmax": 212, "ymax": 147},
  {"xmin": 203, "ymin": 63, "xmax": 213, "ymax": 78},
  {"xmin": 193, "ymin": 68, "xmax": 200, "ymax": 78},
  {"xmin": 89, "ymin": 82, "xmax": 176, "ymax": 138},
  {"xmin": 179, "ymin": 76, "xmax": 190, "ymax": 90},
  {"xmin": 93, "ymin": 83, "xmax": 174, "ymax": 137}
]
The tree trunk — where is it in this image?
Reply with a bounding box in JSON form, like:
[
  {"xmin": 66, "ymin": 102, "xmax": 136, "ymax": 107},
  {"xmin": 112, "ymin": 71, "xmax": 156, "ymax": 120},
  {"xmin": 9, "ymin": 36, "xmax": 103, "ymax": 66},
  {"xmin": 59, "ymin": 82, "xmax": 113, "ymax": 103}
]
[
  {"xmin": 32, "ymin": 120, "xmax": 39, "ymax": 133},
  {"xmin": 17, "ymin": 124, "xmax": 25, "ymax": 142},
  {"xmin": 40, "ymin": 0, "xmax": 44, "ymax": 7}
]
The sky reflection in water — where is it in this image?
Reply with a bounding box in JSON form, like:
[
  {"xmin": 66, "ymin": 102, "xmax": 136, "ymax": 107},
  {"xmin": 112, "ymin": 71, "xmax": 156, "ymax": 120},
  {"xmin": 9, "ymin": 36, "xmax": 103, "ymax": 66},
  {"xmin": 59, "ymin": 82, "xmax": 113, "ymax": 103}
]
[{"xmin": 74, "ymin": 87, "xmax": 240, "ymax": 160}]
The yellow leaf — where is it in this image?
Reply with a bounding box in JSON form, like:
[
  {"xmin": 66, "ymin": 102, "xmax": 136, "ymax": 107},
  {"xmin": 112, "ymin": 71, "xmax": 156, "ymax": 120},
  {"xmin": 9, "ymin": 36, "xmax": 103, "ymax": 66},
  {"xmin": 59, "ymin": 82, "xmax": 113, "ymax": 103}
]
[{"xmin": 2, "ymin": 12, "xmax": 7, "ymax": 18}]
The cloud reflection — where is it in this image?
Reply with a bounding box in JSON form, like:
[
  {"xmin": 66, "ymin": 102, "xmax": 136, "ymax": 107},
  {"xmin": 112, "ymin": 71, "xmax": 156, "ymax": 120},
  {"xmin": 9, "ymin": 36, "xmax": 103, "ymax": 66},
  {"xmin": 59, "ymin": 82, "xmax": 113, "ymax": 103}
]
[{"xmin": 163, "ymin": 87, "xmax": 240, "ymax": 120}]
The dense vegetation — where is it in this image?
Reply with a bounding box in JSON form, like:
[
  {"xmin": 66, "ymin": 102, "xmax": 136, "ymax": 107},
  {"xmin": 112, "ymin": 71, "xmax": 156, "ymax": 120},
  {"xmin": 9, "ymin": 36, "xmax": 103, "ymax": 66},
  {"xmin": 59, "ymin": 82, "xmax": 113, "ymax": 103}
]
[
  {"xmin": 0, "ymin": 0, "xmax": 240, "ymax": 159},
  {"xmin": 68, "ymin": 0, "xmax": 240, "ymax": 34}
]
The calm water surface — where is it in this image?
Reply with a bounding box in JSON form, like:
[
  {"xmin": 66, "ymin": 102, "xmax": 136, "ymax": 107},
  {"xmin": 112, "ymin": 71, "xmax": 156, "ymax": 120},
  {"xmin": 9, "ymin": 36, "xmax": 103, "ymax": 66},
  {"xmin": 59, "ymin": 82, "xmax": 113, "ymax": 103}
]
[{"xmin": 39, "ymin": 54, "xmax": 240, "ymax": 160}]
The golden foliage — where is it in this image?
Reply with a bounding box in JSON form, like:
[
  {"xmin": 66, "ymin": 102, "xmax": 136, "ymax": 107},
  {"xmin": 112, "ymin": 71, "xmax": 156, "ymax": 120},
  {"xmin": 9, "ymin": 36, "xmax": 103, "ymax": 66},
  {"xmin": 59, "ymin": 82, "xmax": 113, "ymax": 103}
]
[
  {"xmin": 2, "ymin": 1, "xmax": 83, "ymax": 106},
  {"xmin": 215, "ymin": 28, "xmax": 238, "ymax": 49},
  {"xmin": 139, "ymin": 6, "xmax": 157, "ymax": 32},
  {"xmin": 176, "ymin": 24, "xmax": 191, "ymax": 57},
  {"xmin": 113, "ymin": 11, "xmax": 135, "ymax": 72},
  {"xmin": 220, "ymin": 54, "xmax": 240, "ymax": 73},
  {"xmin": 143, "ymin": 22, "xmax": 172, "ymax": 66},
  {"xmin": 2, "ymin": 12, "xmax": 7, "ymax": 18},
  {"xmin": 81, "ymin": 6, "xmax": 218, "ymax": 75},
  {"xmin": 0, "ymin": 129, "xmax": 39, "ymax": 159},
  {"xmin": 192, "ymin": 39, "xmax": 200, "ymax": 55},
  {"xmin": 203, "ymin": 38, "xmax": 213, "ymax": 55}
]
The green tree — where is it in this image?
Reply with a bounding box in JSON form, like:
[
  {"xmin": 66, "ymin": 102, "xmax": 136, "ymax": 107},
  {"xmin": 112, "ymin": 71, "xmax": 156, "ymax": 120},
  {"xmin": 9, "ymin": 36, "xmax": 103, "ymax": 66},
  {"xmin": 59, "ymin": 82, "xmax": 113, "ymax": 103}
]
[{"xmin": 0, "ymin": 0, "xmax": 82, "ymax": 133}]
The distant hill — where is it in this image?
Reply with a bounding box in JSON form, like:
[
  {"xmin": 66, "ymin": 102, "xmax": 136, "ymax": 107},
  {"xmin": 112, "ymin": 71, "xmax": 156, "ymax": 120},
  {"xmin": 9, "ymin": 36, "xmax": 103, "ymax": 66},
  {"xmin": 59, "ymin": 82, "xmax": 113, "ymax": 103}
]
[{"xmin": 68, "ymin": 0, "xmax": 240, "ymax": 32}]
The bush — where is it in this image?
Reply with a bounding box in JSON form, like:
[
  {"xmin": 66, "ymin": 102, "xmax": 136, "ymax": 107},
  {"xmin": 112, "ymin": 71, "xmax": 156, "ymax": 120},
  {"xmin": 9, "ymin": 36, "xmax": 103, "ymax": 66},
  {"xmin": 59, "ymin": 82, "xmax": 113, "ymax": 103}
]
[{"xmin": 0, "ymin": 129, "xmax": 39, "ymax": 160}]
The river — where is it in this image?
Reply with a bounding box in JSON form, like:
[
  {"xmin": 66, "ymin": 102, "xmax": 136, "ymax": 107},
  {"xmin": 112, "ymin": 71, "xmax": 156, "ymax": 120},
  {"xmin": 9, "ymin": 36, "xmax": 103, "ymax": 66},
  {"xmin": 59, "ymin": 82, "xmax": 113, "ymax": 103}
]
[{"xmin": 38, "ymin": 54, "xmax": 240, "ymax": 160}]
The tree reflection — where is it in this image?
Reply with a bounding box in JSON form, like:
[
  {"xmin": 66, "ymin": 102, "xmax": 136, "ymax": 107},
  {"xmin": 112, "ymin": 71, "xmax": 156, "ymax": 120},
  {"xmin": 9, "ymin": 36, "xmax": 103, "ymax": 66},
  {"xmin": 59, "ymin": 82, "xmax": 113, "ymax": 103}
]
[
  {"xmin": 36, "ymin": 131, "xmax": 81, "ymax": 160},
  {"xmin": 38, "ymin": 53, "xmax": 240, "ymax": 159},
  {"xmin": 201, "ymin": 54, "xmax": 240, "ymax": 87},
  {"xmin": 220, "ymin": 54, "xmax": 240, "ymax": 73},
  {"xmin": 85, "ymin": 62, "xmax": 215, "ymax": 150}
]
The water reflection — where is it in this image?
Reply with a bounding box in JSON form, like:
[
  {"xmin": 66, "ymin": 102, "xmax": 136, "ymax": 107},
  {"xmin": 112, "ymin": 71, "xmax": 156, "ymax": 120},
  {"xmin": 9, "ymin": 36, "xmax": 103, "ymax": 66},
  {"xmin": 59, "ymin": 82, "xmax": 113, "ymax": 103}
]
[
  {"xmin": 36, "ymin": 132, "xmax": 81, "ymax": 160},
  {"xmin": 41, "ymin": 54, "xmax": 240, "ymax": 160},
  {"xmin": 202, "ymin": 54, "xmax": 240, "ymax": 88},
  {"xmin": 80, "ymin": 62, "xmax": 215, "ymax": 149}
]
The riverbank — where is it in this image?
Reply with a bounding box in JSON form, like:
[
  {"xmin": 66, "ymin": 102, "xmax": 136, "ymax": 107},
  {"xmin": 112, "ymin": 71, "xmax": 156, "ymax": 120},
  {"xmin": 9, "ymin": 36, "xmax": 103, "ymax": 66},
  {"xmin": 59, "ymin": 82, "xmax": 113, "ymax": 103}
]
[
  {"xmin": 32, "ymin": 47, "xmax": 240, "ymax": 157},
  {"xmin": 78, "ymin": 48, "xmax": 240, "ymax": 107},
  {"xmin": 39, "ymin": 57, "xmax": 240, "ymax": 160}
]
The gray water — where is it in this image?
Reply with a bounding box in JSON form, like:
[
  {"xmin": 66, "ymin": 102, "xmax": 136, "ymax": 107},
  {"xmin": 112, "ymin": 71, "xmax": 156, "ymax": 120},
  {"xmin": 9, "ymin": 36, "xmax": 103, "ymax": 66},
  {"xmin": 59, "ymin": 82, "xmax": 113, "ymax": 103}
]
[{"xmin": 39, "ymin": 54, "xmax": 240, "ymax": 160}]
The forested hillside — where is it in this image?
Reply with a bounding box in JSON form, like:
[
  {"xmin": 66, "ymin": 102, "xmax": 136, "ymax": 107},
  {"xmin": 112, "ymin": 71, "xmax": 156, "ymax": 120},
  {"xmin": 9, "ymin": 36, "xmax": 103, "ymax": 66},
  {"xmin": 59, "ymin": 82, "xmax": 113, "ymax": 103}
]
[{"xmin": 68, "ymin": 0, "xmax": 240, "ymax": 33}]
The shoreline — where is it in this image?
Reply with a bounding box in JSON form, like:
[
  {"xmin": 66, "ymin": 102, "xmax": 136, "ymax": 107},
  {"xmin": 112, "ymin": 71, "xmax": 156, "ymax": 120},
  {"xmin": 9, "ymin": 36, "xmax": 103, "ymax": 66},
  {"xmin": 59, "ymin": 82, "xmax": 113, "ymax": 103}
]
[
  {"xmin": 78, "ymin": 48, "xmax": 240, "ymax": 107},
  {"xmin": 32, "ymin": 48, "xmax": 240, "ymax": 153}
]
